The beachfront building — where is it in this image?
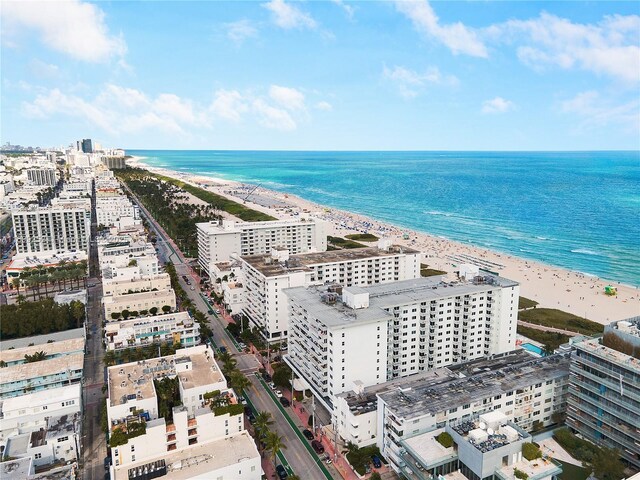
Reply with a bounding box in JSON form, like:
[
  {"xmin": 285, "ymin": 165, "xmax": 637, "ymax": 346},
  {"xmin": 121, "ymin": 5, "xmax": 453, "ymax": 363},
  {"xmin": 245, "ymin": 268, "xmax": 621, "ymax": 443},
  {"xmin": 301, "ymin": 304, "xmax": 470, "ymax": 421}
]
[
  {"xmin": 106, "ymin": 344, "xmax": 260, "ymax": 479},
  {"xmin": 196, "ymin": 218, "xmax": 327, "ymax": 279},
  {"xmin": 0, "ymin": 331, "xmax": 85, "ymax": 470},
  {"xmin": 12, "ymin": 204, "xmax": 91, "ymax": 254},
  {"xmin": 26, "ymin": 166, "xmax": 58, "ymax": 187},
  {"xmin": 241, "ymin": 241, "xmax": 421, "ymax": 342},
  {"xmin": 388, "ymin": 411, "xmax": 562, "ymax": 480},
  {"xmin": 567, "ymin": 318, "xmax": 640, "ymax": 469},
  {"xmin": 104, "ymin": 311, "xmax": 200, "ymax": 350},
  {"xmin": 334, "ymin": 350, "xmax": 570, "ymax": 449},
  {"xmin": 284, "ymin": 273, "xmax": 519, "ymax": 411}
]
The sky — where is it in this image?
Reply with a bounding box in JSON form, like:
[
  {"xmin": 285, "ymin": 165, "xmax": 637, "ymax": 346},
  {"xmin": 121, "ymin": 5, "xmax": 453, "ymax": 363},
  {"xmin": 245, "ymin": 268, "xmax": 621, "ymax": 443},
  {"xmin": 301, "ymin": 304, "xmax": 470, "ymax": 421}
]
[{"xmin": 1, "ymin": 0, "xmax": 639, "ymax": 151}]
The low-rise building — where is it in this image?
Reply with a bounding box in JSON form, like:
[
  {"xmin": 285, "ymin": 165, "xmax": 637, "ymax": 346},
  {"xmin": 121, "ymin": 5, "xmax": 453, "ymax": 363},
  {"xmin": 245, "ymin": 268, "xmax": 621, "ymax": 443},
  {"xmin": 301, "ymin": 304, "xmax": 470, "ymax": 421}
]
[
  {"xmin": 567, "ymin": 318, "xmax": 640, "ymax": 470},
  {"xmin": 104, "ymin": 312, "xmax": 200, "ymax": 350},
  {"xmin": 285, "ymin": 273, "xmax": 519, "ymax": 411},
  {"xmin": 242, "ymin": 241, "xmax": 421, "ymax": 341},
  {"xmin": 103, "ymin": 289, "xmax": 176, "ymax": 319},
  {"xmin": 106, "ymin": 345, "xmax": 260, "ymax": 479},
  {"xmin": 102, "ymin": 273, "xmax": 172, "ymax": 297}
]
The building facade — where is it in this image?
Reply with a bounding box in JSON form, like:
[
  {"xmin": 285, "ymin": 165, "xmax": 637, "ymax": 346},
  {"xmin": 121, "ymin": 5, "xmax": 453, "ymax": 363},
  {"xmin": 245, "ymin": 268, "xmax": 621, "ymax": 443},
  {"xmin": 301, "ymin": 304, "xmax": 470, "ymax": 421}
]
[
  {"xmin": 26, "ymin": 167, "xmax": 58, "ymax": 187},
  {"xmin": 567, "ymin": 318, "xmax": 640, "ymax": 469},
  {"xmin": 284, "ymin": 273, "xmax": 519, "ymax": 411},
  {"xmin": 241, "ymin": 242, "xmax": 421, "ymax": 341},
  {"xmin": 12, "ymin": 206, "xmax": 91, "ymax": 254},
  {"xmin": 196, "ymin": 218, "xmax": 327, "ymax": 279}
]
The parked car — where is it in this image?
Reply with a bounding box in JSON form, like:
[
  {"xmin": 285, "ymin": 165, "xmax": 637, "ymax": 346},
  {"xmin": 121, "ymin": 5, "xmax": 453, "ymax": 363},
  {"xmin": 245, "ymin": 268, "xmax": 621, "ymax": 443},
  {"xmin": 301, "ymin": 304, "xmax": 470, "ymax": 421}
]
[
  {"xmin": 311, "ymin": 440, "xmax": 324, "ymax": 454},
  {"xmin": 302, "ymin": 429, "xmax": 314, "ymax": 441},
  {"xmin": 219, "ymin": 346, "xmax": 227, "ymax": 354},
  {"xmin": 275, "ymin": 465, "xmax": 288, "ymax": 480},
  {"xmin": 262, "ymin": 372, "xmax": 272, "ymax": 382},
  {"xmin": 372, "ymin": 455, "xmax": 382, "ymax": 468},
  {"xmin": 104, "ymin": 457, "xmax": 111, "ymax": 471},
  {"xmin": 275, "ymin": 390, "xmax": 282, "ymax": 397},
  {"xmin": 279, "ymin": 396, "xmax": 290, "ymax": 407},
  {"xmin": 268, "ymin": 382, "xmax": 275, "ymax": 389}
]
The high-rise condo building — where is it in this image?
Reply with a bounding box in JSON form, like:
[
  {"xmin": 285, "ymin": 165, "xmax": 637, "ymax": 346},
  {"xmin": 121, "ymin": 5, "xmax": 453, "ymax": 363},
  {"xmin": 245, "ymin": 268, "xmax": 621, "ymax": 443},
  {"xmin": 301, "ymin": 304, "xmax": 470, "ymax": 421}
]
[
  {"xmin": 196, "ymin": 218, "xmax": 327, "ymax": 279},
  {"xmin": 567, "ymin": 318, "xmax": 640, "ymax": 469},
  {"xmin": 284, "ymin": 273, "xmax": 519, "ymax": 411}
]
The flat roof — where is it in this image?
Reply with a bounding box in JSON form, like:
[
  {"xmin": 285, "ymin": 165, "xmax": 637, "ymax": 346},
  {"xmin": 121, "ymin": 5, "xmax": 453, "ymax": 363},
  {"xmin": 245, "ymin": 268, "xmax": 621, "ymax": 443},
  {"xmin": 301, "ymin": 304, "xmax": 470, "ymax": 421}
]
[
  {"xmin": 0, "ymin": 457, "xmax": 32, "ymax": 480},
  {"xmin": 403, "ymin": 427, "xmax": 456, "ymax": 466},
  {"xmin": 242, "ymin": 245, "xmax": 420, "ymax": 277},
  {"xmin": 284, "ymin": 274, "xmax": 518, "ymax": 330},
  {"xmin": 113, "ymin": 431, "xmax": 259, "ymax": 480},
  {"xmin": 378, "ymin": 351, "xmax": 570, "ymax": 420},
  {"xmin": 576, "ymin": 337, "xmax": 640, "ymax": 373},
  {"xmin": 102, "ymin": 288, "xmax": 175, "ymax": 305},
  {"xmin": 5, "ymin": 251, "xmax": 88, "ymax": 271},
  {"xmin": 105, "ymin": 311, "xmax": 193, "ymax": 333},
  {"xmin": 0, "ymin": 353, "xmax": 84, "ymax": 385},
  {"xmin": 0, "ymin": 327, "xmax": 84, "ymax": 350},
  {"xmin": 0, "ymin": 337, "xmax": 85, "ymax": 364},
  {"xmin": 2, "ymin": 384, "xmax": 81, "ymax": 411},
  {"xmin": 197, "ymin": 218, "xmax": 318, "ymax": 234},
  {"xmin": 108, "ymin": 345, "xmax": 224, "ymax": 407}
]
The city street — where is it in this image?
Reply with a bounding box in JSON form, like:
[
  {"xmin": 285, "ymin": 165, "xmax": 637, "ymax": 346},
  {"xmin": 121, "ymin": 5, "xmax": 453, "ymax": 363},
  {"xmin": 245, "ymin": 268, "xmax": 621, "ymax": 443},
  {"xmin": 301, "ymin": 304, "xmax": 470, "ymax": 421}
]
[{"xmin": 128, "ymin": 186, "xmax": 332, "ymax": 479}]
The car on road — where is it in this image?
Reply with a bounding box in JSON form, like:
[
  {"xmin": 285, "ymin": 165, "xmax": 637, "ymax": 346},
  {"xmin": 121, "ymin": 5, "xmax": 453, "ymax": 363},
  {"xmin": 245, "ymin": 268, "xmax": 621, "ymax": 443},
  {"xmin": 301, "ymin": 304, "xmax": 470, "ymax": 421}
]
[
  {"xmin": 279, "ymin": 396, "xmax": 290, "ymax": 407},
  {"xmin": 275, "ymin": 390, "xmax": 282, "ymax": 397},
  {"xmin": 104, "ymin": 457, "xmax": 111, "ymax": 470},
  {"xmin": 262, "ymin": 372, "xmax": 272, "ymax": 382},
  {"xmin": 372, "ymin": 455, "xmax": 382, "ymax": 468},
  {"xmin": 219, "ymin": 346, "xmax": 227, "ymax": 354},
  {"xmin": 302, "ymin": 429, "xmax": 314, "ymax": 441},
  {"xmin": 275, "ymin": 465, "xmax": 288, "ymax": 480},
  {"xmin": 190, "ymin": 286, "xmax": 195, "ymax": 291},
  {"xmin": 247, "ymin": 411, "xmax": 256, "ymax": 424},
  {"xmin": 311, "ymin": 440, "xmax": 325, "ymax": 454}
]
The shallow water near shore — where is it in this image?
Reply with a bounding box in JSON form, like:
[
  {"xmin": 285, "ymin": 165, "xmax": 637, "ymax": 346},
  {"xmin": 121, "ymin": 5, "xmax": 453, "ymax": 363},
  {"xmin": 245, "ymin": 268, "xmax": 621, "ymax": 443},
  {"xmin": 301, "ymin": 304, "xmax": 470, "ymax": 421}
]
[{"xmin": 128, "ymin": 150, "xmax": 640, "ymax": 286}]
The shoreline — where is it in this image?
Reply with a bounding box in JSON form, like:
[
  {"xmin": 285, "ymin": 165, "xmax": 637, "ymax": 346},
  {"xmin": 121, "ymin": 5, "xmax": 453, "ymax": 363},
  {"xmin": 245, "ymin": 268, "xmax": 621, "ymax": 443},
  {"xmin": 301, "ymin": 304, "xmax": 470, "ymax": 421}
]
[{"xmin": 126, "ymin": 155, "xmax": 640, "ymax": 325}]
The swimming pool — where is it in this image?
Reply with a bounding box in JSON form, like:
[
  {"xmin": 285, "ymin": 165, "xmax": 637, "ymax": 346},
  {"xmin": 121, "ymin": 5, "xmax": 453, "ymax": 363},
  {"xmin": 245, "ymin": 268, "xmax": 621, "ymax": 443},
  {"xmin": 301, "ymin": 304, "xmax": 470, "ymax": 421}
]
[{"xmin": 521, "ymin": 343, "xmax": 544, "ymax": 355}]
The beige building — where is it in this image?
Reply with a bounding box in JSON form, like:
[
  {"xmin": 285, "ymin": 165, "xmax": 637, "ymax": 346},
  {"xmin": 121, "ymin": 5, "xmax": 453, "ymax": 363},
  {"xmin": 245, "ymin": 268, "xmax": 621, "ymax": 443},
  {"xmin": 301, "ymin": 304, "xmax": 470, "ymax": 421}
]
[{"xmin": 103, "ymin": 289, "xmax": 176, "ymax": 319}]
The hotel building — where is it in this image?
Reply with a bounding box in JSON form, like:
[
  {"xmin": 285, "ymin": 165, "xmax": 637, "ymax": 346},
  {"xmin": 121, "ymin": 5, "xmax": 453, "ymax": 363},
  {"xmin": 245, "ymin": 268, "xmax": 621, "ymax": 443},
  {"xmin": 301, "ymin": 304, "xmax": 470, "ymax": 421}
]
[
  {"xmin": 241, "ymin": 241, "xmax": 420, "ymax": 341},
  {"xmin": 196, "ymin": 218, "xmax": 327, "ymax": 279},
  {"xmin": 284, "ymin": 273, "xmax": 519, "ymax": 411},
  {"xmin": 567, "ymin": 318, "xmax": 640, "ymax": 469},
  {"xmin": 12, "ymin": 205, "xmax": 91, "ymax": 254},
  {"xmin": 106, "ymin": 345, "xmax": 260, "ymax": 479}
]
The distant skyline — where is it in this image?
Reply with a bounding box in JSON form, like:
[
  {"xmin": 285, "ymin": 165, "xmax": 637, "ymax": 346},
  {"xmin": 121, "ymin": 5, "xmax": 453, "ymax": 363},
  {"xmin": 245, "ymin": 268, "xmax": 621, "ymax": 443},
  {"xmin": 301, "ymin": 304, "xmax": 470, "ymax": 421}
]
[{"xmin": 1, "ymin": 1, "xmax": 639, "ymax": 151}]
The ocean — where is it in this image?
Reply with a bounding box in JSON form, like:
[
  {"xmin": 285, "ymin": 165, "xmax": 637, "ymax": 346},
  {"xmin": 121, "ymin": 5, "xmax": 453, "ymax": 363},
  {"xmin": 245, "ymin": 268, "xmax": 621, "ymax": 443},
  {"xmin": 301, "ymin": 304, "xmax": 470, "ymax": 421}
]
[{"xmin": 128, "ymin": 150, "xmax": 640, "ymax": 286}]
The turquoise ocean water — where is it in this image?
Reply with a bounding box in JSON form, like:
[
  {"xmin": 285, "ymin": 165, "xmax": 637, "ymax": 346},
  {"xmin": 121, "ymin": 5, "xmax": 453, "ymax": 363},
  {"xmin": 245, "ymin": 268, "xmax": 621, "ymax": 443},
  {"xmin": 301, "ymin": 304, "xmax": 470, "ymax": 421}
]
[{"xmin": 129, "ymin": 150, "xmax": 640, "ymax": 286}]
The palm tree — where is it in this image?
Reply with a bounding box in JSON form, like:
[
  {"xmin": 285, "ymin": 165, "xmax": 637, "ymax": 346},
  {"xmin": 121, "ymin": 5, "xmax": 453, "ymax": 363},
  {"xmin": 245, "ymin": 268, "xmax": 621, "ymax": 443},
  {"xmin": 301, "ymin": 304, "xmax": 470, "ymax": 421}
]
[
  {"xmin": 264, "ymin": 431, "xmax": 286, "ymax": 467},
  {"xmin": 253, "ymin": 411, "xmax": 273, "ymax": 442},
  {"xmin": 230, "ymin": 371, "xmax": 251, "ymax": 400}
]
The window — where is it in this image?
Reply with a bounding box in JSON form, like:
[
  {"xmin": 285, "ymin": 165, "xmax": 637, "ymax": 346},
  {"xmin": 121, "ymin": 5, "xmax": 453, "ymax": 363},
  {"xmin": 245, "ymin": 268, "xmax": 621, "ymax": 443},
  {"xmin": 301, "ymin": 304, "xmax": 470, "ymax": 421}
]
[
  {"xmin": 58, "ymin": 436, "xmax": 69, "ymax": 442},
  {"xmin": 35, "ymin": 453, "xmax": 42, "ymax": 459}
]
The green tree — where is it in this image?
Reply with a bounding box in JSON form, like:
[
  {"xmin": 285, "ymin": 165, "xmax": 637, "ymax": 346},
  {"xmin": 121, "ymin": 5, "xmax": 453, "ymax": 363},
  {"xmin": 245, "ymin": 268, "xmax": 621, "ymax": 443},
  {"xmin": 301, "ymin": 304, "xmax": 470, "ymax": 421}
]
[
  {"xmin": 162, "ymin": 305, "xmax": 171, "ymax": 314},
  {"xmin": 149, "ymin": 307, "xmax": 158, "ymax": 315},
  {"xmin": 370, "ymin": 473, "xmax": 382, "ymax": 480},
  {"xmin": 591, "ymin": 447, "xmax": 625, "ymax": 480},
  {"xmin": 264, "ymin": 431, "xmax": 286, "ymax": 467},
  {"xmin": 254, "ymin": 411, "xmax": 274, "ymax": 442},
  {"xmin": 230, "ymin": 371, "xmax": 251, "ymax": 399},
  {"xmin": 24, "ymin": 351, "xmax": 47, "ymax": 363},
  {"xmin": 70, "ymin": 301, "xmax": 85, "ymax": 327},
  {"xmin": 543, "ymin": 344, "xmax": 555, "ymax": 356},
  {"xmin": 122, "ymin": 309, "xmax": 130, "ymax": 319}
]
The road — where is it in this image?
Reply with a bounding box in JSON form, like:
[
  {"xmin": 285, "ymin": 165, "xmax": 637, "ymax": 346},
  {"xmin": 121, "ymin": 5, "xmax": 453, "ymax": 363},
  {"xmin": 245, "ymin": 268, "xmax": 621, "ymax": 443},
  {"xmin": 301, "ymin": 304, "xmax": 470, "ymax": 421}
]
[
  {"xmin": 81, "ymin": 180, "xmax": 108, "ymax": 480},
  {"xmin": 126, "ymin": 185, "xmax": 329, "ymax": 480}
]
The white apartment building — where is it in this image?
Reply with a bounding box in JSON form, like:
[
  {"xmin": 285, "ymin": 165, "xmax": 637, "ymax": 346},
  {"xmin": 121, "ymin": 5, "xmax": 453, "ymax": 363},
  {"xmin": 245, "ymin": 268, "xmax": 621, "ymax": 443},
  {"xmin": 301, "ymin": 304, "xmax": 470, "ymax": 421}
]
[
  {"xmin": 0, "ymin": 385, "xmax": 81, "ymax": 469},
  {"xmin": 12, "ymin": 205, "xmax": 91, "ymax": 254},
  {"xmin": 106, "ymin": 345, "xmax": 260, "ymax": 479},
  {"xmin": 26, "ymin": 167, "xmax": 58, "ymax": 186},
  {"xmin": 221, "ymin": 282, "xmax": 247, "ymax": 314},
  {"xmin": 105, "ymin": 312, "xmax": 200, "ymax": 350},
  {"xmin": 102, "ymin": 273, "xmax": 172, "ymax": 297},
  {"xmin": 103, "ymin": 289, "xmax": 176, "ymax": 319},
  {"xmin": 98, "ymin": 237, "xmax": 159, "ymax": 279},
  {"xmin": 196, "ymin": 218, "xmax": 327, "ymax": 279},
  {"xmin": 333, "ymin": 349, "xmax": 570, "ymax": 449},
  {"xmin": 242, "ymin": 242, "xmax": 421, "ymax": 341},
  {"xmin": 284, "ymin": 273, "xmax": 519, "ymax": 412},
  {"xmin": 96, "ymin": 195, "xmax": 139, "ymax": 227}
]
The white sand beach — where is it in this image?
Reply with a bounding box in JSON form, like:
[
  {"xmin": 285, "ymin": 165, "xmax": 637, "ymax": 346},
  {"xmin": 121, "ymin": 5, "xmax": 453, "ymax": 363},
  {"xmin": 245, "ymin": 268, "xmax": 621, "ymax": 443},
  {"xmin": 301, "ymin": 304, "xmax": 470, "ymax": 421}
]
[{"xmin": 128, "ymin": 156, "xmax": 640, "ymax": 325}]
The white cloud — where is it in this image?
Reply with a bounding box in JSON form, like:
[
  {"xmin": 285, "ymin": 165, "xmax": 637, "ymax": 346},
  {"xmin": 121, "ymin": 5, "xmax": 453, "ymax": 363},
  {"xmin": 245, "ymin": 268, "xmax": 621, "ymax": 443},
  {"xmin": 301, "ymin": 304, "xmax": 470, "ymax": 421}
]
[
  {"xmin": 383, "ymin": 65, "xmax": 458, "ymax": 98},
  {"xmin": 253, "ymin": 99, "xmax": 297, "ymax": 131},
  {"xmin": 262, "ymin": 0, "xmax": 317, "ymax": 30},
  {"xmin": 23, "ymin": 84, "xmax": 209, "ymax": 135},
  {"xmin": 28, "ymin": 59, "xmax": 60, "ymax": 79},
  {"xmin": 394, "ymin": 0, "xmax": 488, "ymax": 58},
  {"xmin": 225, "ymin": 19, "xmax": 258, "ymax": 44},
  {"xmin": 487, "ymin": 12, "xmax": 640, "ymax": 84},
  {"xmin": 2, "ymin": 0, "xmax": 126, "ymax": 62},
  {"xmin": 331, "ymin": 0, "xmax": 355, "ymax": 20},
  {"xmin": 210, "ymin": 90, "xmax": 249, "ymax": 122},
  {"xmin": 561, "ymin": 91, "xmax": 639, "ymax": 131},
  {"xmin": 269, "ymin": 85, "xmax": 306, "ymax": 111},
  {"xmin": 482, "ymin": 97, "xmax": 515, "ymax": 114},
  {"xmin": 315, "ymin": 101, "xmax": 333, "ymax": 111}
]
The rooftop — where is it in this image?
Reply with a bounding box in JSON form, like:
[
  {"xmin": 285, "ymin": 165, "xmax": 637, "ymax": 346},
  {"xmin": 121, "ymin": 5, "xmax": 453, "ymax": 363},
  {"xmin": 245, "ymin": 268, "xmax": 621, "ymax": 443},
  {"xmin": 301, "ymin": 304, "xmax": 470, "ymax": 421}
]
[
  {"xmin": 378, "ymin": 351, "xmax": 570, "ymax": 420},
  {"xmin": 0, "ymin": 457, "xmax": 32, "ymax": 480},
  {"xmin": 284, "ymin": 274, "xmax": 518, "ymax": 329},
  {"xmin": 108, "ymin": 345, "xmax": 224, "ymax": 407},
  {"xmin": 242, "ymin": 245, "xmax": 420, "ymax": 277},
  {"xmin": 5, "ymin": 251, "xmax": 88, "ymax": 271},
  {"xmin": 197, "ymin": 218, "xmax": 319, "ymax": 234},
  {"xmin": 0, "ymin": 337, "xmax": 85, "ymax": 365},
  {"xmin": 576, "ymin": 336, "xmax": 640, "ymax": 373},
  {"xmin": 105, "ymin": 311, "xmax": 193, "ymax": 334},
  {"xmin": 0, "ymin": 327, "xmax": 84, "ymax": 350},
  {"xmin": 102, "ymin": 288, "xmax": 174, "ymax": 306},
  {"xmin": 112, "ymin": 431, "xmax": 259, "ymax": 480},
  {"xmin": 0, "ymin": 353, "xmax": 84, "ymax": 387},
  {"xmin": 449, "ymin": 414, "xmax": 529, "ymax": 453}
]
